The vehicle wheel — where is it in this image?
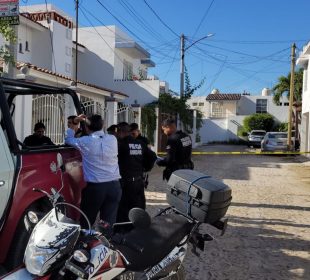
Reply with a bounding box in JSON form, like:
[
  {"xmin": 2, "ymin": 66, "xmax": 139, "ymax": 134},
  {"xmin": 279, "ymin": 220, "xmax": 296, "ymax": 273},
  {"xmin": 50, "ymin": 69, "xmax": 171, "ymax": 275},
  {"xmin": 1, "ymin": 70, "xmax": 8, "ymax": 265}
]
[
  {"xmin": 5, "ymin": 201, "xmax": 50, "ymax": 270},
  {"xmin": 5, "ymin": 216, "xmax": 31, "ymax": 270}
]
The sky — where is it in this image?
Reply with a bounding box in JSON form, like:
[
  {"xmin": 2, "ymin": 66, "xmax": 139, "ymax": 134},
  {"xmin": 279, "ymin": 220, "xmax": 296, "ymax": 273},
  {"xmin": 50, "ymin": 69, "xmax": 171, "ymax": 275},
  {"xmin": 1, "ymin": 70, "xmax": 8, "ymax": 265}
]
[{"xmin": 22, "ymin": 0, "xmax": 310, "ymax": 96}]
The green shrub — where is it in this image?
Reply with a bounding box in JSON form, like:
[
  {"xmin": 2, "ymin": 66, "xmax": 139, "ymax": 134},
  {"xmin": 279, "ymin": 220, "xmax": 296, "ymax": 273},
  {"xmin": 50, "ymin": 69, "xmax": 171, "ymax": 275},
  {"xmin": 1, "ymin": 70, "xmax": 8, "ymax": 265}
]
[
  {"xmin": 243, "ymin": 113, "xmax": 274, "ymax": 132},
  {"xmin": 273, "ymin": 122, "xmax": 288, "ymax": 132}
]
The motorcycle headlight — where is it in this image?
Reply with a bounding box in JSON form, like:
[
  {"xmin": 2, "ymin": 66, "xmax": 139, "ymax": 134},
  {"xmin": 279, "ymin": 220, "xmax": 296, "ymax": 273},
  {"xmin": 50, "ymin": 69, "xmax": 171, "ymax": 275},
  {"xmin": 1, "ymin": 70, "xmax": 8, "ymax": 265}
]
[{"xmin": 25, "ymin": 242, "xmax": 58, "ymax": 276}]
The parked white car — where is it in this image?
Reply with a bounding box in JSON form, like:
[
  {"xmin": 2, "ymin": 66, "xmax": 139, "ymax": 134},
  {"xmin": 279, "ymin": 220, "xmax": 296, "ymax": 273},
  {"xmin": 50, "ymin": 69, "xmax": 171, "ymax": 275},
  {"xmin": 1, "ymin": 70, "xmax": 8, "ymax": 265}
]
[
  {"xmin": 247, "ymin": 130, "xmax": 266, "ymax": 147},
  {"xmin": 261, "ymin": 132, "xmax": 288, "ymax": 152}
]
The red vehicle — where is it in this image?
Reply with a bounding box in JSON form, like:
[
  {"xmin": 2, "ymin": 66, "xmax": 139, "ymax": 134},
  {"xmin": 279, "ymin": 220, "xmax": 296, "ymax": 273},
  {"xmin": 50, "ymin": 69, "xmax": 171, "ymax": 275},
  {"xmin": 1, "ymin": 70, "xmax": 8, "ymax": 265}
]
[{"xmin": 0, "ymin": 78, "xmax": 85, "ymax": 273}]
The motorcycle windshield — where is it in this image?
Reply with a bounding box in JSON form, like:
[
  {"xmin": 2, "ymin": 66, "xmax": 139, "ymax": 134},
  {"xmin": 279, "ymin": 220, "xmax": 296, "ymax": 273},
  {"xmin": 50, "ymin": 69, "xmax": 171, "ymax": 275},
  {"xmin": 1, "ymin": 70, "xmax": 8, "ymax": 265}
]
[{"xmin": 31, "ymin": 209, "xmax": 80, "ymax": 249}]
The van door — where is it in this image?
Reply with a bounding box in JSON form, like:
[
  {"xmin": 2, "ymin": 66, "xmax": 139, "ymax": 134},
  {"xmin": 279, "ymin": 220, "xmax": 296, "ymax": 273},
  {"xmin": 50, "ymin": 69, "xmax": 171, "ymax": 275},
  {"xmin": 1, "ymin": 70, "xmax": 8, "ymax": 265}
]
[{"xmin": 0, "ymin": 122, "xmax": 14, "ymax": 221}]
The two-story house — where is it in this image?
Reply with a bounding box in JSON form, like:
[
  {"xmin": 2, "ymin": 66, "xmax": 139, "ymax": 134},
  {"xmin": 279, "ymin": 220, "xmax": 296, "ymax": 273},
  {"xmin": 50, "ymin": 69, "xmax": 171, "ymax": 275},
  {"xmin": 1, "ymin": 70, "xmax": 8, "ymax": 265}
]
[
  {"xmin": 188, "ymin": 88, "xmax": 289, "ymax": 144},
  {"xmin": 296, "ymin": 41, "xmax": 310, "ymax": 154},
  {"xmin": 77, "ymin": 25, "xmax": 168, "ymax": 106}
]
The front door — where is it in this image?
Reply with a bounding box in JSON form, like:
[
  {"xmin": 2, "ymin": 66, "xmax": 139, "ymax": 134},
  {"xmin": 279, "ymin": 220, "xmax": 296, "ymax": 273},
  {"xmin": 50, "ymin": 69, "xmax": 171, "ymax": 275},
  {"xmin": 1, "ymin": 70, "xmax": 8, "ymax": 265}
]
[{"xmin": 0, "ymin": 124, "xmax": 15, "ymax": 221}]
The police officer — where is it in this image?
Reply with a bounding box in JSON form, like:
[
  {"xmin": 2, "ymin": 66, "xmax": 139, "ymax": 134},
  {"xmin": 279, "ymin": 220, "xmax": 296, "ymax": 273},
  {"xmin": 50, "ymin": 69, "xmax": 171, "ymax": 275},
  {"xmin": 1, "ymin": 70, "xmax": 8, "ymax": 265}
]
[
  {"xmin": 157, "ymin": 118, "xmax": 193, "ymax": 181},
  {"xmin": 117, "ymin": 122, "xmax": 157, "ymax": 222}
]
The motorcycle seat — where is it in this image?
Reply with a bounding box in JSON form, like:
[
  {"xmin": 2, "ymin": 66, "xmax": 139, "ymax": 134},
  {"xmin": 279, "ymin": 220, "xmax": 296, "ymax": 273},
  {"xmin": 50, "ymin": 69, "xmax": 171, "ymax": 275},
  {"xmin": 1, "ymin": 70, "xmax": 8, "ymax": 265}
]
[{"xmin": 114, "ymin": 213, "xmax": 193, "ymax": 271}]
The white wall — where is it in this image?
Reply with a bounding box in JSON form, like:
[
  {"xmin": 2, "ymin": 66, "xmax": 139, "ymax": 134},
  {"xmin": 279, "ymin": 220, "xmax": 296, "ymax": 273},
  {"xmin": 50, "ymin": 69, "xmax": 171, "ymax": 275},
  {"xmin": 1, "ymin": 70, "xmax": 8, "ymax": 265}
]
[
  {"xmin": 187, "ymin": 96, "xmax": 209, "ymax": 118},
  {"xmin": 300, "ymin": 63, "xmax": 310, "ymax": 152},
  {"xmin": 200, "ymin": 119, "xmax": 235, "ymax": 143},
  {"xmin": 77, "ymin": 26, "xmax": 115, "ymax": 88},
  {"xmin": 113, "ymin": 79, "xmax": 160, "ymax": 105},
  {"xmin": 31, "ymin": 29, "xmax": 52, "ymax": 70},
  {"xmin": 51, "ymin": 21, "xmax": 73, "ymax": 76},
  {"xmin": 237, "ymin": 95, "xmax": 289, "ymax": 123}
]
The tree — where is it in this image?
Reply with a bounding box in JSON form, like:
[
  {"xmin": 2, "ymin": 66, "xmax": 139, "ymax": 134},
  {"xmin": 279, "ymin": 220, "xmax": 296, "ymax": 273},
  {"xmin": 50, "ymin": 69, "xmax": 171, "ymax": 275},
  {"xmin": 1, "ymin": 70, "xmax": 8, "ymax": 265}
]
[
  {"xmin": 272, "ymin": 68, "xmax": 303, "ymax": 105},
  {"xmin": 0, "ymin": 22, "xmax": 17, "ymax": 71},
  {"xmin": 141, "ymin": 67, "xmax": 205, "ymax": 143}
]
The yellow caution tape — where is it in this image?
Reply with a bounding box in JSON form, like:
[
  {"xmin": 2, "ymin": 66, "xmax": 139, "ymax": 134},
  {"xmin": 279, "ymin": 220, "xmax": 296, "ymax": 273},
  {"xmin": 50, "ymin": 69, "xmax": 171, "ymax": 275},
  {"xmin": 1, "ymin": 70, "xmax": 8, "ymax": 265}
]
[{"xmin": 157, "ymin": 151, "xmax": 310, "ymax": 155}]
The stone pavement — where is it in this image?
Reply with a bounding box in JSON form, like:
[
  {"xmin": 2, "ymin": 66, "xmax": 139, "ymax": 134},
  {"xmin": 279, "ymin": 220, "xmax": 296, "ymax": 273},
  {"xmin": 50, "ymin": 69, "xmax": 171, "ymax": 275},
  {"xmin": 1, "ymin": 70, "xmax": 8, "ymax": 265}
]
[{"xmin": 146, "ymin": 145, "xmax": 310, "ymax": 280}]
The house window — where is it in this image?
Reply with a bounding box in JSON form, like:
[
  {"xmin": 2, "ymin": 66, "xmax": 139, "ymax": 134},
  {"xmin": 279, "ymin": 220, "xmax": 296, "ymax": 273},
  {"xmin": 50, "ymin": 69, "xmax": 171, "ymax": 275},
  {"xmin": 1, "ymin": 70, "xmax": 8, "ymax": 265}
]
[
  {"xmin": 65, "ymin": 63, "xmax": 71, "ymax": 73},
  {"xmin": 192, "ymin": 102, "xmax": 198, "ymax": 106},
  {"xmin": 211, "ymin": 102, "xmax": 223, "ymax": 118},
  {"xmin": 256, "ymin": 99, "xmax": 267, "ymax": 113},
  {"xmin": 25, "ymin": 41, "xmax": 29, "ymax": 51},
  {"xmin": 199, "ymin": 102, "xmax": 204, "ymax": 106},
  {"xmin": 19, "ymin": 43, "xmax": 23, "ymax": 53},
  {"xmin": 123, "ymin": 60, "xmax": 133, "ymax": 80}
]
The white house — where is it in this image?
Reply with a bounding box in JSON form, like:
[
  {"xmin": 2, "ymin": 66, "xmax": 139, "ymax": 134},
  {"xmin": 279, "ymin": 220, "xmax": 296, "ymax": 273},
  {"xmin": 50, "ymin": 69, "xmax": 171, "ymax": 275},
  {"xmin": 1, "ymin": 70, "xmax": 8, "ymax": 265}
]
[
  {"xmin": 188, "ymin": 88, "xmax": 289, "ymax": 144},
  {"xmin": 0, "ymin": 4, "xmax": 138, "ymax": 142},
  {"xmin": 77, "ymin": 25, "xmax": 168, "ymax": 105},
  {"xmin": 296, "ymin": 41, "xmax": 310, "ymax": 154}
]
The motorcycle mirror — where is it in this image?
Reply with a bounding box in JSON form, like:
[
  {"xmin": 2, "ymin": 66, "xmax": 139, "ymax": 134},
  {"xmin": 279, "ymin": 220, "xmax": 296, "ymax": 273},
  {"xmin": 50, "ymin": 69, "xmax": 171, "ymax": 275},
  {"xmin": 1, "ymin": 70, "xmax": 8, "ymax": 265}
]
[
  {"xmin": 128, "ymin": 208, "xmax": 151, "ymax": 229},
  {"xmin": 56, "ymin": 153, "xmax": 65, "ymax": 172}
]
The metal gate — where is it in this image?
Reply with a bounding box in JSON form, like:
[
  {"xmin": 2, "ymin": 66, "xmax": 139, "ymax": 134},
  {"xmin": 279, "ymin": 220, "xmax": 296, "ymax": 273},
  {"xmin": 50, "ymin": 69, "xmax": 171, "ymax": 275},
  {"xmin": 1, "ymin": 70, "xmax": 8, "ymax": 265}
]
[
  {"xmin": 80, "ymin": 95, "xmax": 108, "ymax": 129},
  {"xmin": 117, "ymin": 103, "xmax": 137, "ymax": 124},
  {"xmin": 32, "ymin": 94, "xmax": 66, "ymax": 144}
]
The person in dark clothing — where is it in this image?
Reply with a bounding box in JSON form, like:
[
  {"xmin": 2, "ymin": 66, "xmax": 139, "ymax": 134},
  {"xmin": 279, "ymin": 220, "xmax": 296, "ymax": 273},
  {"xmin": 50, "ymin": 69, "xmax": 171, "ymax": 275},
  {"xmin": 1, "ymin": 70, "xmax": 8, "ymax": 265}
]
[
  {"xmin": 23, "ymin": 122, "xmax": 54, "ymax": 146},
  {"xmin": 67, "ymin": 115, "xmax": 83, "ymax": 137},
  {"xmin": 130, "ymin": 122, "xmax": 151, "ymax": 188},
  {"xmin": 130, "ymin": 122, "xmax": 150, "ymax": 147},
  {"xmin": 107, "ymin": 124, "xmax": 118, "ymax": 137},
  {"xmin": 117, "ymin": 122, "xmax": 157, "ymax": 222},
  {"xmin": 157, "ymin": 118, "xmax": 193, "ymax": 181}
]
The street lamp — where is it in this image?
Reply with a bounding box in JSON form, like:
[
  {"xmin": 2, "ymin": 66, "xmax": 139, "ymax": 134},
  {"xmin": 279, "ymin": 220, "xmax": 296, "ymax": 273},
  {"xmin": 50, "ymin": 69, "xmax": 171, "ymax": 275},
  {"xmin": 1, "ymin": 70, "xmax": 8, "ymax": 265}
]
[{"xmin": 180, "ymin": 33, "xmax": 214, "ymax": 99}]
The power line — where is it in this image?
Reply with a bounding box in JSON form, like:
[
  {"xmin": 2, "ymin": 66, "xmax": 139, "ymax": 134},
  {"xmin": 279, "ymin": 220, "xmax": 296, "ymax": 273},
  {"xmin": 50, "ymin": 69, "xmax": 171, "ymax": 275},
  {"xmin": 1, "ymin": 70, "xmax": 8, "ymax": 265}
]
[
  {"xmin": 118, "ymin": 0, "xmax": 170, "ymax": 44},
  {"xmin": 79, "ymin": 6, "xmax": 125, "ymax": 65},
  {"xmin": 192, "ymin": 43, "xmax": 290, "ymax": 64},
  {"xmin": 84, "ymin": 2, "xmax": 178, "ymax": 60},
  {"xmin": 192, "ymin": 0, "xmax": 216, "ymax": 39},
  {"xmin": 142, "ymin": 0, "xmax": 179, "ymax": 38}
]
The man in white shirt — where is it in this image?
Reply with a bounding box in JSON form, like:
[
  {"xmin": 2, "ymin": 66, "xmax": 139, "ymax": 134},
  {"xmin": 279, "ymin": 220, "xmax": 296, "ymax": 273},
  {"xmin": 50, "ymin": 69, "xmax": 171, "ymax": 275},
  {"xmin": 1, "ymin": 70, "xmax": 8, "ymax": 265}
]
[{"xmin": 65, "ymin": 114, "xmax": 121, "ymax": 228}]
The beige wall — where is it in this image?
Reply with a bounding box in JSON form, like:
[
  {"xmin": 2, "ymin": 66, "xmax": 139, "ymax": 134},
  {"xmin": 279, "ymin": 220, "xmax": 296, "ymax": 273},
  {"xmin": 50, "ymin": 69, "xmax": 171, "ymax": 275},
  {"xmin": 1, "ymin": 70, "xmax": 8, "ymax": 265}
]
[{"xmin": 223, "ymin": 101, "xmax": 237, "ymax": 116}]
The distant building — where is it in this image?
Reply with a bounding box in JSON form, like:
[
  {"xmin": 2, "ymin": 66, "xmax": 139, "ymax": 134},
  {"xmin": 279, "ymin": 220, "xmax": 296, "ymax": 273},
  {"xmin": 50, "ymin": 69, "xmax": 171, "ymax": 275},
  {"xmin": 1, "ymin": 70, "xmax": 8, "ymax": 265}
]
[
  {"xmin": 188, "ymin": 89, "xmax": 289, "ymax": 144},
  {"xmin": 296, "ymin": 41, "xmax": 310, "ymax": 154}
]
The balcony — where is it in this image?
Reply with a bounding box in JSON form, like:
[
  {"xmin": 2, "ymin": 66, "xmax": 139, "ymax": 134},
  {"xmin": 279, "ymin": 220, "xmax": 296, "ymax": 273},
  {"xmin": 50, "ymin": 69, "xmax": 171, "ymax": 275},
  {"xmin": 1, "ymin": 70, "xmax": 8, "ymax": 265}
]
[{"xmin": 115, "ymin": 41, "xmax": 150, "ymax": 59}]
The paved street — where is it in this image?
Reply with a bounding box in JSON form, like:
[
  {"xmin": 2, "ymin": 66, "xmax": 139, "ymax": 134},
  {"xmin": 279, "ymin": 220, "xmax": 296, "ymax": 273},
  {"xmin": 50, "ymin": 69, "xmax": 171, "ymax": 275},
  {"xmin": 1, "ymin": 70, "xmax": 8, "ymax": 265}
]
[{"xmin": 146, "ymin": 145, "xmax": 310, "ymax": 280}]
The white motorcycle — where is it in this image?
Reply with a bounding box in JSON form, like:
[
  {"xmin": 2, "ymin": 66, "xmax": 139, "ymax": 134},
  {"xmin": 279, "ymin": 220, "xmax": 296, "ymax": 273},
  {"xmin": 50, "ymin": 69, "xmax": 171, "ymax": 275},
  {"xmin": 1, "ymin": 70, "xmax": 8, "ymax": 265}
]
[{"xmin": 2, "ymin": 169, "xmax": 232, "ymax": 280}]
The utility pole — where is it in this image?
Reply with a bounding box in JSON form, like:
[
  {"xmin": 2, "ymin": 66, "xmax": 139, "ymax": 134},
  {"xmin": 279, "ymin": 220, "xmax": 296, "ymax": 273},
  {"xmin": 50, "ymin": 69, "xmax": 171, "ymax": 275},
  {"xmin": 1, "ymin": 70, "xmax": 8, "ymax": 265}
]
[
  {"xmin": 180, "ymin": 34, "xmax": 185, "ymax": 99},
  {"xmin": 287, "ymin": 43, "xmax": 296, "ymax": 151},
  {"xmin": 75, "ymin": 0, "xmax": 79, "ymax": 85}
]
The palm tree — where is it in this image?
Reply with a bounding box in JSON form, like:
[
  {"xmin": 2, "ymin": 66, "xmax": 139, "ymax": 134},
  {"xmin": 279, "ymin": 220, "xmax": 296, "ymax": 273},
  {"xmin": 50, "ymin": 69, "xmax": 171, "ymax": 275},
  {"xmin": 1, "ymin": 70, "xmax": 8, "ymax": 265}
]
[{"xmin": 272, "ymin": 68, "xmax": 303, "ymax": 105}]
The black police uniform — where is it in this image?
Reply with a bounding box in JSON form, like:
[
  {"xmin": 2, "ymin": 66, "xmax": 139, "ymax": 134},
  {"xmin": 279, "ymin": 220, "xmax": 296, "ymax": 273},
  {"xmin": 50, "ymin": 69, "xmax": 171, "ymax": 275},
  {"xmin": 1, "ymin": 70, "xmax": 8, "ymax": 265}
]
[
  {"xmin": 23, "ymin": 134, "xmax": 54, "ymax": 146},
  {"xmin": 157, "ymin": 130, "xmax": 193, "ymax": 181},
  {"xmin": 117, "ymin": 136, "xmax": 156, "ymax": 222}
]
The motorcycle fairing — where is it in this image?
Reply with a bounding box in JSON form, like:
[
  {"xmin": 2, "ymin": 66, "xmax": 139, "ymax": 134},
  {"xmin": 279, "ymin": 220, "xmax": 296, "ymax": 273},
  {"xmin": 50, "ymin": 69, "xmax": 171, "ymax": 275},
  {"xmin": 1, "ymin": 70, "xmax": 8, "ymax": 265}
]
[{"xmin": 31, "ymin": 209, "xmax": 80, "ymax": 249}]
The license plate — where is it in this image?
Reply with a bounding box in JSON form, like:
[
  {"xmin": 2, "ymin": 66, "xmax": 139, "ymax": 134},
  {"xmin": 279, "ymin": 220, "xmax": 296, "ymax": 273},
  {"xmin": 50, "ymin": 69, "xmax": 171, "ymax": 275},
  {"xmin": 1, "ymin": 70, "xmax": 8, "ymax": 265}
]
[{"xmin": 119, "ymin": 272, "xmax": 135, "ymax": 280}]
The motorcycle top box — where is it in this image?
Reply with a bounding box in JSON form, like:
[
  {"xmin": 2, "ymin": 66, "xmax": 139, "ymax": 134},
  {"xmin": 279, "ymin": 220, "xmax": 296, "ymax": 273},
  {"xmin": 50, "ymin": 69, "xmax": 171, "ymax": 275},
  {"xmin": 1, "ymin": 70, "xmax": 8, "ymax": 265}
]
[{"xmin": 167, "ymin": 169, "xmax": 232, "ymax": 223}]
